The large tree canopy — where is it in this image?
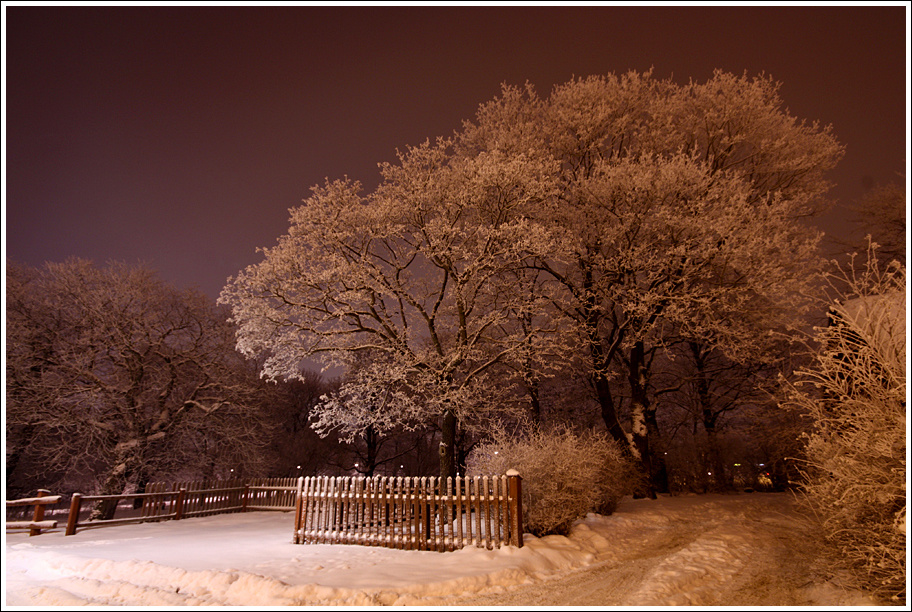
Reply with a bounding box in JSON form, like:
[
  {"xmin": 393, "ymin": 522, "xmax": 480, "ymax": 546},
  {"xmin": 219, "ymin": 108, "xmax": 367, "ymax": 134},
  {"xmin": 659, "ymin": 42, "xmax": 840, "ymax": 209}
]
[
  {"xmin": 6, "ymin": 259, "xmax": 271, "ymax": 509},
  {"xmin": 220, "ymin": 138, "xmax": 561, "ymax": 479},
  {"xmin": 221, "ymin": 70, "xmax": 843, "ymax": 485},
  {"xmin": 454, "ymin": 70, "xmax": 843, "ymax": 493}
]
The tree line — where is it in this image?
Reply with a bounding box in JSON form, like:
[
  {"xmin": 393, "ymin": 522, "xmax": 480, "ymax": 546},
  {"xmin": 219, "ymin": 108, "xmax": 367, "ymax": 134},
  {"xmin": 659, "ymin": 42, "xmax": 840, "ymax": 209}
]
[{"xmin": 8, "ymin": 70, "xmax": 901, "ymax": 510}]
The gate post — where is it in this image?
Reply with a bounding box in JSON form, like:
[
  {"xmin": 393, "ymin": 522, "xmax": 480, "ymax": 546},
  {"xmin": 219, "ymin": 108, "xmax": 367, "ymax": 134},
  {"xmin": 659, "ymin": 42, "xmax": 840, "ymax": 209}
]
[{"xmin": 506, "ymin": 469, "xmax": 523, "ymax": 548}]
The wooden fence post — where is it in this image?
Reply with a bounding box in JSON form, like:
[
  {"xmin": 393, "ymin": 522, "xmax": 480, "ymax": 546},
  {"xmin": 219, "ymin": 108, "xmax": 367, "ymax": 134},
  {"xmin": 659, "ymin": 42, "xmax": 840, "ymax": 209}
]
[
  {"xmin": 242, "ymin": 484, "xmax": 250, "ymax": 512},
  {"xmin": 65, "ymin": 493, "xmax": 82, "ymax": 536},
  {"xmin": 174, "ymin": 488, "xmax": 186, "ymax": 520},
  {"xmin": 506, "ymin": 469, "xmax": 523, "ymax": 548},
  {"xmin": 293, "ymin": 477, "xmax": 304, "ymax": 544},
  {"xmin": 29, "ymin": 490, "xmax": 50, "ymax": 536}
]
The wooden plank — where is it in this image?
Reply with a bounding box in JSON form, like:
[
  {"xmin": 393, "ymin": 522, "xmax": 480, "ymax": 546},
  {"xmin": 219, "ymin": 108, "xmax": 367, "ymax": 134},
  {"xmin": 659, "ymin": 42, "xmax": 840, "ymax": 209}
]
[
  {"xmin": 440, "ymin": 476, "xmax": 456, "ymax": 552},
  {"xmin": 494, "ymin": 476, "xmax": 503, "ymax": 549},
  {"xmin": 313, "ymin": 477, "xmax": 324, "ymax": 544},
  {"xmin": 330, "ymin": 476, "xmax": 340, "ymax": 544},
  {"xmin": 476, "ymin": 477, "xmax": 484, "ymax": 549},
  {"xmin": 394, "ymin": 477, "xmax": 404, "ymax": 550},
  {"xmin": 434, "ymin": 477, "xmax": 444, "ymax": 552},
  {"xmin": 428, "ymin": 476, "xmax": 440, "ymax": 551},
  {"xmin": 6, "ymin": 495, "xmax": 62, "ymax": 507},
  {"xmin": 301, "ymin": 477, "xmax": 313, "ymax": 543},
  {"xmin": 454, "ymin": 476, "xmax": 464, "ymax": 550},
  {"xmin": 347, "ymin": 477, "xmax": 357, "ymax": 545},
  {"xmin": 481, "ymin": 476, "xmax": 494, "ymax": 550},
  {"xmin": 6, "ymin": 520, "xmax": 58, "ymax": 530},
  {"xmin": 383, "ymin": 477, "xmax": 393, "ymax": 548}
]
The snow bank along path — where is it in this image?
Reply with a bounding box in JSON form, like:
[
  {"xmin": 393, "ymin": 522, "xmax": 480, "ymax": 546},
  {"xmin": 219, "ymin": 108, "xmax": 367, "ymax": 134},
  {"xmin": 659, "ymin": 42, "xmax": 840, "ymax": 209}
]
[{"xmin": 4, "ymin": 492, "xmax": 877, "ymax": 606}]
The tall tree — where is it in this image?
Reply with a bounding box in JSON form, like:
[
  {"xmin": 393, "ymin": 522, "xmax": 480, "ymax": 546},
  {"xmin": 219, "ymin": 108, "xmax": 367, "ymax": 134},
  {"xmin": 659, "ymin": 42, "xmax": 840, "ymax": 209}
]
[
  {"xmin": 6, "ymin": 259, "xmax": 272, "ymax": 513},
  {"xmin": 456, "ymin": 70, "xmax": 844, "ymax": 495},
  {"xmin": 220, "ymin": 139, "xmax": 560, "ymax": 480}
]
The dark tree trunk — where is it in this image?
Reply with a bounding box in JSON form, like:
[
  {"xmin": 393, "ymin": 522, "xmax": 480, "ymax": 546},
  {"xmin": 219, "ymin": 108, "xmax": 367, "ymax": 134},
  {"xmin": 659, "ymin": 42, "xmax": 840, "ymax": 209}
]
[
  {"xmin": 439, "ymin": 408, "xmax": 457, "ymax": 482},
  {"xmin": 645, "ymin": 405, "xmax": 669, "ymax": 494},
  {"xmin": 629, "ymin": 340, "xmax": 657, "ymax": 499},
  {"xmin": 90, "ymin": 451, "xmax": 137, "ymax": 521},
  {"xmin": 595, "ymin": 371, "xmax": 631, "ymax": 451},
  {"xmin": 361, "ymin": 425, "xmax": 379, "ymax": 477},
  {"xmin": 691, "ymin": 342, "xmax": 731, "ymax": 492}
]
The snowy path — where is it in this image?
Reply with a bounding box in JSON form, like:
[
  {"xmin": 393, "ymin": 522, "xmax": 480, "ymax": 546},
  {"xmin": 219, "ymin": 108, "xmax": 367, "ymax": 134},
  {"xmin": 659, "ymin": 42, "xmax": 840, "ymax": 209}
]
[{"xmin": 444, "ymin": 493, "xmax": 870, "ymax": 607}]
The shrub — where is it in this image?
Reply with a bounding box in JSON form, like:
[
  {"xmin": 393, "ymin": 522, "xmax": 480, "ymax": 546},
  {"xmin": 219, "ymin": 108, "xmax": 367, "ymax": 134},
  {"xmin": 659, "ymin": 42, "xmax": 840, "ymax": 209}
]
[
  {"xmin": 782, "ymin": 254, "xmax": 906, "ymax": 604},
  {"xmin": 467, "ymin": 424, "xmax": 637, "ymax": 537}
]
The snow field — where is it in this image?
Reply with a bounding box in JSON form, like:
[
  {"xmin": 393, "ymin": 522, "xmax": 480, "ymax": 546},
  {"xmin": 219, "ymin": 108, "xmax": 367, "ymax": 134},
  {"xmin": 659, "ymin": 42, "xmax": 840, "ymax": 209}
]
[{"xmin": 4, "ymin": 492, "xmax": 879, "ymax": 606}]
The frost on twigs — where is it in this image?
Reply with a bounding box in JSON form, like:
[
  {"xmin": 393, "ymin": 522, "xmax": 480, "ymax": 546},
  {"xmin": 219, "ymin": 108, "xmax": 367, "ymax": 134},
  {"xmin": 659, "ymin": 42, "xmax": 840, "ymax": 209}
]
[
  {"xmin": 782, "ymin": 248, "xmax": 906, "ymax": 604},
  {"xmin": 467, "ymin": 423, "xmax": 638, "ymax": 537}
]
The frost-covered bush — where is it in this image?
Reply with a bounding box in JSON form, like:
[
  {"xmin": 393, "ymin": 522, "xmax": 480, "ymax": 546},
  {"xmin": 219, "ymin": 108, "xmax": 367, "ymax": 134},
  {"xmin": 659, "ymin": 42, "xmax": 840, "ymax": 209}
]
[
  {"xmin": 467, "ymin": 425, "xmax": 637, "ymax": 537},
  {"xmin": 783, "ymin": 255, "xmax": 905, "ymax": 603}
]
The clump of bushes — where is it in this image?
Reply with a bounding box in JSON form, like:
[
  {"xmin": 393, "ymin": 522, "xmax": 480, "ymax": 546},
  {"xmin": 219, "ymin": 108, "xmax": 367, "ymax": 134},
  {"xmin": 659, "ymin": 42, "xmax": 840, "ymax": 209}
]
[
  {"xmin": 782, "ymin": 255, "xmax": 906, "ymax": 604},
  {"xmin": 467, "ymin": 424, "xmax": 637, "ymax": 537}
]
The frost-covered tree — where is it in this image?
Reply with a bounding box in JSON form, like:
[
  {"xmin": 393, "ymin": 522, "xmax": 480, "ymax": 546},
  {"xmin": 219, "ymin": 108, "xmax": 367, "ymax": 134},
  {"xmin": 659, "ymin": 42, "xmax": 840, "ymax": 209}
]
[
  {"xmin": 221, "ymin": 71, "xmax": 842, "ymax": 490},
  {"xmin": 220, "ymin": 139, "xmax": 561, "ymax": 481},
  {"xmin": 5, "ymin": 259, "xmax": 272, "ymax": 514},
  {"xmin": 782, "ymin": 253, "xmax": 905, "ymax": 603},
  {"xmin": 456, "ymin": 70, "xmax": 844, "ymax": 495}
]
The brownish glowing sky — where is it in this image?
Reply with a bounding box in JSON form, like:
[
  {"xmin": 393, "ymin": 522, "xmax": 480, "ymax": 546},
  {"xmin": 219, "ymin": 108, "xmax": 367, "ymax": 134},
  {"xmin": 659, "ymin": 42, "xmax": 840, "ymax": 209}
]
[{"xmin": 5, "ymin": 4, "xmax": 908, "ymax": 298}]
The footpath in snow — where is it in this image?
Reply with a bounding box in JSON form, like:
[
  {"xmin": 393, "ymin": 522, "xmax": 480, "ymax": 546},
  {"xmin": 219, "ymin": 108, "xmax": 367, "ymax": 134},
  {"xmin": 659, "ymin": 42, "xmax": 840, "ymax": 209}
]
[{"xmin": 3, "ymin": 492, "xmax": 880, "ymax": 606}]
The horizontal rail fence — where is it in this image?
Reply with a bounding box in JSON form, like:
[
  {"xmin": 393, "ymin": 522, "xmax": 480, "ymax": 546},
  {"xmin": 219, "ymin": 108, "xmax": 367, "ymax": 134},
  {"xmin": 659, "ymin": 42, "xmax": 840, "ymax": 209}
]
[
  {"xmin": 294, "ymin": 474, "xmax": 523, "ymax": 552},
  {"xmin": 144, "ymin": 479, "xmax": 246, "ymax": 519},
  {"xmin": 65, "ymin": 488, "xmax": 187, "ymax": 535},
  {"xmin": 6, "ymin": 490, "xmax": 62, "ymax": 535},
  {"xmin": 64, "ymin": 477, "xmax": 299, "ymax": 535}
]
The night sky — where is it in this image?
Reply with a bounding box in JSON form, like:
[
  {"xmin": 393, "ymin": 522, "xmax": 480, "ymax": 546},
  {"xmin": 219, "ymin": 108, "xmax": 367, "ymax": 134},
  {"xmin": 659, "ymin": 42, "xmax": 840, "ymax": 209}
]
[{"xmin": 5, "ymin": 5, "xmax": 908, "ymax": 299}]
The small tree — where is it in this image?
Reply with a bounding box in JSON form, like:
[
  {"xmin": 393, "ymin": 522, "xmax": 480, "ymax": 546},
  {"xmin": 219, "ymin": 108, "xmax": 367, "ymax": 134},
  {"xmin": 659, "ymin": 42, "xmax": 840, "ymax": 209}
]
[
  {"xmin": 467, "ymin": 424, "xmax": 638, "ymax": 536},
  {"xmin": 782, "ymin": 252, "xmax": 905, "ymax": 603}
]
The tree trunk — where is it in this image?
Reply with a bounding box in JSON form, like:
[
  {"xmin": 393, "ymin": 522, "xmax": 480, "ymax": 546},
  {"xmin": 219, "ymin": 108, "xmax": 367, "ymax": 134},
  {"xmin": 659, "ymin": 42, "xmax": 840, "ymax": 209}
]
[
  {"xmin": 629, "ymin": 340, "xmax": 657, "ymax": 499},
  {"xmin": 645, "ymin": 405, "xmax": 669, "ymax": 494},
  {"xmin": 691, "ymin": 342, "xmax": 731, "ymax": 492},
  {"xmin": 90, "ymin": 450, "xmax": 137, "ymax": 520},
  {"xmin": 439, "ymin": 408, "xmax": 457, "ymax": 481},
  {"xmin": 527, "ymin": 377, "xmax": 542, "ymax": 424},
  {"xmin": 595, "ymin": 372, "xmax": 631, "ymax": 452},
  {"xmin": 361, "ymin": 425, "xmax": 379, "ymax": 477}
]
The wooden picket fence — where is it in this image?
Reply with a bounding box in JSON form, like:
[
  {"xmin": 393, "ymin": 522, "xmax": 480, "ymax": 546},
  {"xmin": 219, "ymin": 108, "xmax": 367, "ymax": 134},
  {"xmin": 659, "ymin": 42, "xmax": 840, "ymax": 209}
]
[{"xmin": 294, "ymin": 474, "xmax": 523, "ymax": 552}]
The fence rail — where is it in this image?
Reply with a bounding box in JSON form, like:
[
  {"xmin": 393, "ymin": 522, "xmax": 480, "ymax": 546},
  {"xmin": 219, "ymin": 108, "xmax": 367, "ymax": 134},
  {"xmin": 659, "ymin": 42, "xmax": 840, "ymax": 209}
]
[
  {"xmin": 62, "ymin": 477, "xmax": 299, "ymax": 535},
  {"xmin": 294, "ymin": 474, "xmax": 523, "ymax": 551},
  {"xmin": 6, "ymin": 490, "xmax": 62, "ymax": 536}
]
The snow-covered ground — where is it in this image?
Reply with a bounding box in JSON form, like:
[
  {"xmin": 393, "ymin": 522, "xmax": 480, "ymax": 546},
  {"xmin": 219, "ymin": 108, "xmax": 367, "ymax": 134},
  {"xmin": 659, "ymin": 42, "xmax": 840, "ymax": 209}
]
[{"xmin": 3, "ymin": 492, "xmax": 881, "ymax": 607}]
